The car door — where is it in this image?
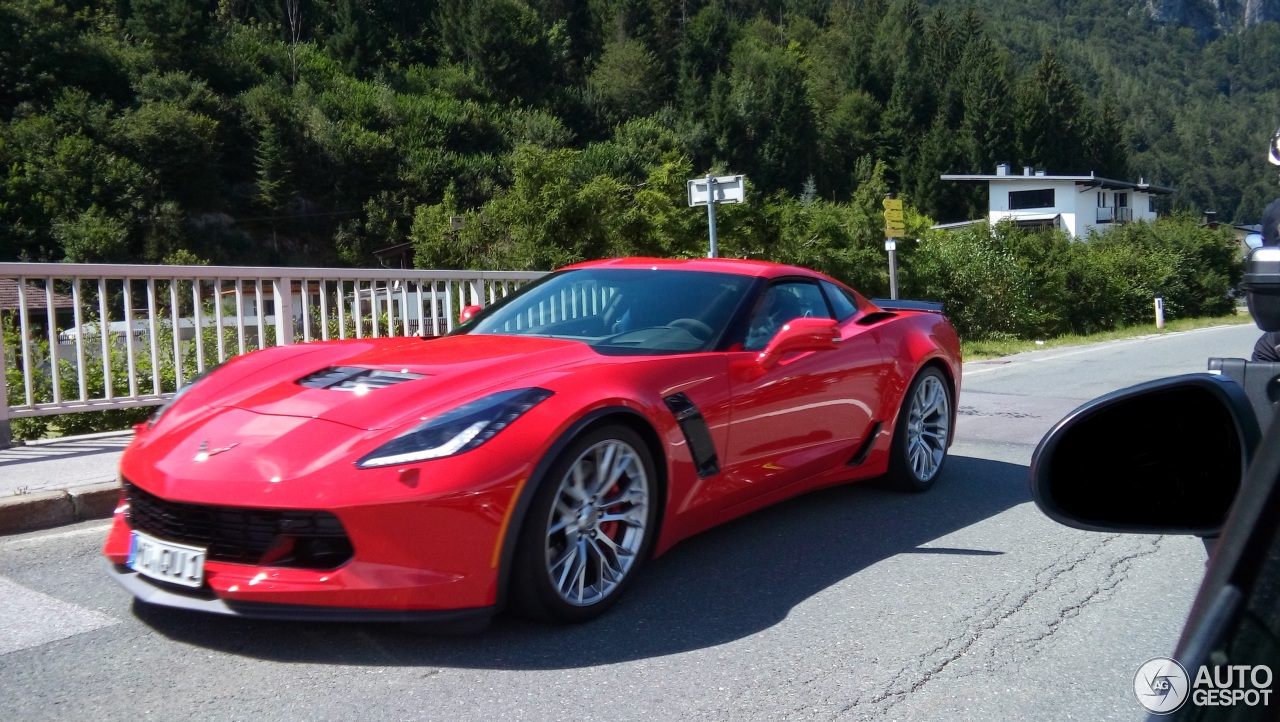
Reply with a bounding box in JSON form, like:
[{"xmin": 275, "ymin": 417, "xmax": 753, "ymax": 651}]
[{"xmin": 716, "ymin": 278, "xmax": 885, "ymax": 506}]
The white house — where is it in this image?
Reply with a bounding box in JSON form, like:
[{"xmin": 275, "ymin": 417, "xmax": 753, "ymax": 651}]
[{"xmin": 938, "ymin": 164, "xmax": 1175, "ymax": 239}]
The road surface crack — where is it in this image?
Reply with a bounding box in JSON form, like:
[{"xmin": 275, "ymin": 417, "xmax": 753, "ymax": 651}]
[{"xmin": 833, "ymin": 534, "xmax": 1163, "ymax": 719}]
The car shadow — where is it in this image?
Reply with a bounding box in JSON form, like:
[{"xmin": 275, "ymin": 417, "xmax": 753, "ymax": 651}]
[
  {"xmin": 133, "ymin": 454, "xmax": 1029, "ymax": 669},
  {"xmin": 0, "ymin": 435, "xmax": 131, "ymax": 469}
]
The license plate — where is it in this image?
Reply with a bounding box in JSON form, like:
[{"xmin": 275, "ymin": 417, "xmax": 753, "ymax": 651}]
[{"xmin": 127, "ymin": 530, "xmax": 206, "ymax": 588}]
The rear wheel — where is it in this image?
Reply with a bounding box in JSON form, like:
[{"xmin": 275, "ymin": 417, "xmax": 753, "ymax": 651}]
[
  {"xmin": 511, "ymin": 425, "xmax": 658, "ymax": 623},
  {"xmin": 886, "ymin": 367, "xmax": 952, "ymax": 492}
]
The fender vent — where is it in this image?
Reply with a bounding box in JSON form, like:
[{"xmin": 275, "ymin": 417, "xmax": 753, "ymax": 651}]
[
  {"xmin": 663, "ymin": 393, "xmax": 720, "ymax": 478},
  {"xmin": 297, "ymin": 366, "xmax": 424, "ymax": 391},
  {"xmin": 857, "ymin": 311, "xmax": 897, "ymax": 326},
  {"xmin": 846, "ymin": 422, "xmax": 883, "ymax": 466}
]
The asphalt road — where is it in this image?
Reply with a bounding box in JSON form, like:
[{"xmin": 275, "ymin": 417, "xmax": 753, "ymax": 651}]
[{"xmin": 0, "ymin": 323, "xmax": 1262, "ymax": 722}]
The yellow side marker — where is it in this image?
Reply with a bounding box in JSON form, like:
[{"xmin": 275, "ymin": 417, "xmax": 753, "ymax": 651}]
[{"xmin": 491, "ymin": 477, "xmax": 529, "ymax": 568}]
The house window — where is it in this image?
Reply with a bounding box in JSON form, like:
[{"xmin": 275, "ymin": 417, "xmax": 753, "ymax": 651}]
[
  {"xmin": 1009, "ymin": 189, "xmax": 1055, "ymax": 210},
  {"xmin": 1149, "ymin": 196, "xmax": 1156, "ymax": 213},
  {"xmin": 1097, "ymin": 192, "xmax": 1107, "ymax": 208},
  {"xmin": 1115, "ymin": 192, "xmax": 1128, "ymax": 208}
]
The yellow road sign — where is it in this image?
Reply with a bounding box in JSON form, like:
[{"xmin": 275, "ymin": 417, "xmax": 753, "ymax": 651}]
[
  {"xmin": 882, "ymin": 198, "xmax": 903, "ymax": 212},
  {"xmin": 883, "ymin": 209, "xmax": 904, "ymax": 222}
]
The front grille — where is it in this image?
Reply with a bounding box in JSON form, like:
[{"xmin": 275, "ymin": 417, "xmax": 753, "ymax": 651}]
[{"xmin": 124, "ymin": 480, "xmax": 350, "ymax": 567}]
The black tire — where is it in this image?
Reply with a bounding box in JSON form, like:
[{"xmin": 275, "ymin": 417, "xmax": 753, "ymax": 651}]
[
  {"xmin": 885, "ymin": 367, "xmax": 953, "ymax": 492},
  {"xmin": 510, "ymin": 424, "xmax": 659, "ymax": 623}
]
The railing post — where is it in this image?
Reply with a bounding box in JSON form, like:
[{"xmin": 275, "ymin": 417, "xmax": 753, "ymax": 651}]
[
  {"xmin": 274, "ymin": 276, "xmax": 294, "ymax": 345},
  {"xmin": 0, "ymin": 328, "xmax": 11, "ymax": 449}
]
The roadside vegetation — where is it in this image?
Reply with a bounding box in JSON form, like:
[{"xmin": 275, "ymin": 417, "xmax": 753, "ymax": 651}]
[
  {"xmin": 961, "ymin": 313, "xmax": 1254, "ymax": 361},
  {"xmin": 905, "ymin": 215, "xmax": 1242, "ymax": 341},
  {"xmin": 1, "ymin": 0, "xmax": 1272, "ymax": 271},
  {"xmin": 1, "ymin": 0, "xmax": 1266, "ymax": 440}
]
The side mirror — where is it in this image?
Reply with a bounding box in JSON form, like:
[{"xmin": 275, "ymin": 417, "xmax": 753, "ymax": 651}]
[
  {"xmin": 756, "ymin": 317, "xmax": 839, "ymax": 370},
  {"xmin": 1244, "ymin": 246, "xmax": 1280, "ymax": 332},
  {"xmin": 1029, "ymin": 374, "xmax": 1259, "ymax": 537},
  {"xmin": 459, "ymin": 304, "xmax": 484, "ymax": 324}
]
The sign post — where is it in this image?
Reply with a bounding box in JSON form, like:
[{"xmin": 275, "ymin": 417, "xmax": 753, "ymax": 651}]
[
  {"xmin": 688, "ymin": 174, "xmax": 746, "ymax": 258},
  {"xmin": 883, "ymin": 196, "xmax": 905, "ymax": 300}
]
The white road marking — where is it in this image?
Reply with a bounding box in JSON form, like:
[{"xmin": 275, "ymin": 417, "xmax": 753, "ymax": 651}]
[
  {"xmin": 0, "ymin": 577, "xmax": 118, "ymax": 656},
  {"xmin": 962, "ymin": 324, "xmax": 1248, "ymax": 377},
  {"xmin": 0, "ymin": 522, "xmax": 114, "ymax": 552}
]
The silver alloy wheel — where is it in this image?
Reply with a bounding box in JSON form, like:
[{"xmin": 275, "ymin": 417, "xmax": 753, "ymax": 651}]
[
  {"xmin": 544, "ymin": 438, "xmax": 650, "ymax": 607},
  {"xmin": 906, "ymin": 374, "xmax": 950, "ymax": 481}
]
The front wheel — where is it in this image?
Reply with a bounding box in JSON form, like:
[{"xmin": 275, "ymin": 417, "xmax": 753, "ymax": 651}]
[
  {"xmin": 886, "ymin": 367, "xmax": 952, "ymax": 492},
  {"xmin": 510, "ymin": 425, "xmax": 658, "ymax": 623}
]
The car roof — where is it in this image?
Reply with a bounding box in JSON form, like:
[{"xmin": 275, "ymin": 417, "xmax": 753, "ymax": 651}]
[{"xmin": 560, "ymin": 257, "xmax": 825, "ymax": 280}]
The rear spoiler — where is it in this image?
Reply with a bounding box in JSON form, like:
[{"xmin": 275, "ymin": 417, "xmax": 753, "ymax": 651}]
[{"xmin": 870, "ymin": 298, "xmax": 944, "ymax": 313}]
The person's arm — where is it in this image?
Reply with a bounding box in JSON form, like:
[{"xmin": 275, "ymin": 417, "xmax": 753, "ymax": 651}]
[
  {"xmin": 1263, "ymin": 198, "xmax": 1280, "ymax": 247},
  {"xmin": 1253, "ymin": 331, "xmax": 1280, "ymax": 362}
]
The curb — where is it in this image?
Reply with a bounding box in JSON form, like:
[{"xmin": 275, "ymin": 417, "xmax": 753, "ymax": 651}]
[{"xmin": 0, "ymin": 481, "xmax": 121, "ymax": 535}]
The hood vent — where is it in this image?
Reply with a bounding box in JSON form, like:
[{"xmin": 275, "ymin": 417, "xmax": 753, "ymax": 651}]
[{"xmin": 297, "ymin": 366, "xmax": 425, "ymax": 392}]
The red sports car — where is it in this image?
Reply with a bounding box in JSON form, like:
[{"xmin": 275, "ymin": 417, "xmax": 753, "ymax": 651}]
[{"xmin": 103, "ymin": 257, "xmax": 961, "ymax": 626}]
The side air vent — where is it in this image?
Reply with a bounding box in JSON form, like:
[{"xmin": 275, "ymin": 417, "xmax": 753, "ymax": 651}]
[
  {"xmin": 297, "ymin": 366, "xmax": 425, "ymax": 391},
  {"xmin": 857, "ymin": 311, "xmax": 897, "ymax": 326},
  {"xmin": 663, "ymin": 392, "xmax": 720, "ymax": 478}
]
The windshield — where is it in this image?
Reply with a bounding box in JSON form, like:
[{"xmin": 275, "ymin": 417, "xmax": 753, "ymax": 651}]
[{"xmin": 461, "ymin": 268, "xmax": 756, "ymax": 354}]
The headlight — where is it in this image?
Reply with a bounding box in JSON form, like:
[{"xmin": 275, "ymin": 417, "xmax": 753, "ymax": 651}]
[
  {"xmin": 148, "ymin": 364, "xmax": 223, "ymax": 429},
  {"xmin": 355, "ymin": 388, "xmax": 553, "ymax": 469}
]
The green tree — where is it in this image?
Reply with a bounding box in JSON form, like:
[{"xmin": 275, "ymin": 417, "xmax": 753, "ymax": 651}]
[
  {"xmin": 1086, "ymin": 96, "xmax": 1129, "ymax": 179},
  {"xmin": 437, "ymin": 0, "xmax": 563, "ymax": 105},
  {"xmin": 711, "ymin": 23, "xmax": 819, "ymax": 194},
  {"xmin": 126, "ymin": 0, "xmax": 213, "ymax": 70},
  {"xmin": 327, "ymin": 0, "xmax": 381, "ymax": 77},
  {"xmin": 958, "ymin": 36, "xmax": 1014, "ymax": 173},
  {"xmin": 1014, "ymin": 48, "xmax": 1088, "ymax": 173},
  {"xmin": 587, "ymin": 37, "xmax": 667, "ymax": 128}
]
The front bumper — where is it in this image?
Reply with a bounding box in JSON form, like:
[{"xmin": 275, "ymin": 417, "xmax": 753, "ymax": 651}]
[
  {"xmin": 102, "ymin": 465, "xmax": 525, "ymax": 614},
  {"xmin": 107, "ymin": 561, "xmax": 493, "ymax": 627}
]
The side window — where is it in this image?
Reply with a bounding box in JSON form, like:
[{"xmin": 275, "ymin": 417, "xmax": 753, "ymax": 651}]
[
  {"xmin": 1009, "ymin": 188, "xmax": 1055, "ymax": 210},
  {"xmin": 821, "ymin": 281, "xmax": 859, "ymax": 321},
  {"xmin": 744, "ymin": 281, "xmax": 832, "ymax": 351}
]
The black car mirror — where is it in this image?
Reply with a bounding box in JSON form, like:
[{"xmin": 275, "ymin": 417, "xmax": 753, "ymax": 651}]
[
  {"xmin": 1244, "ymin": 246, "xmax": 1280, "ymax": 332},
  {"xmin": 1029, "ymin": 374, "xmax": 1260, "ymax": 537}
]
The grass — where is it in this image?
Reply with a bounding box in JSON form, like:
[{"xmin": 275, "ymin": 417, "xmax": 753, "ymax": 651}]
[{"xmin": 961, "ymin": 312, "xmax": 1256, "ymax": 361}]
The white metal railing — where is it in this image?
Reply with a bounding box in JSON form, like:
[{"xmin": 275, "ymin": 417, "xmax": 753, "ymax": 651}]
[
  {"xmin": 0, "ymin": 263, "xmax": 545, "ymax": 437},
  {"xmin": 1096, "ymin": 207, "xmax": 1133, "ymax": 224}
]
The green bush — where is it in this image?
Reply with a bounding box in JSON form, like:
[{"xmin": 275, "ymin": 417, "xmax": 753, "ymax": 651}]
[
  {"xmin": 906, "ymin": 222, "xmax": 1073, "ymax": 340},
  {"xmin": 909, "ymin": 215, "xmax": 1242, "ymax": 341}
]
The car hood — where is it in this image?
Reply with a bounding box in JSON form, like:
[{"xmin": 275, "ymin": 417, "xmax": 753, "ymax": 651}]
[{"xmin": 206, "ymin": 334, "xmax": 601, "ymax": 432}]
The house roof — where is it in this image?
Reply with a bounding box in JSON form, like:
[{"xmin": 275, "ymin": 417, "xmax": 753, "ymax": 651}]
[
  {"xmin": 0, "ymin": 278, "xmax": 76, "ymax": 311},
  {"xmin": 940, "ymin": 171, "xmax": 1176, "ymax": 195}
]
